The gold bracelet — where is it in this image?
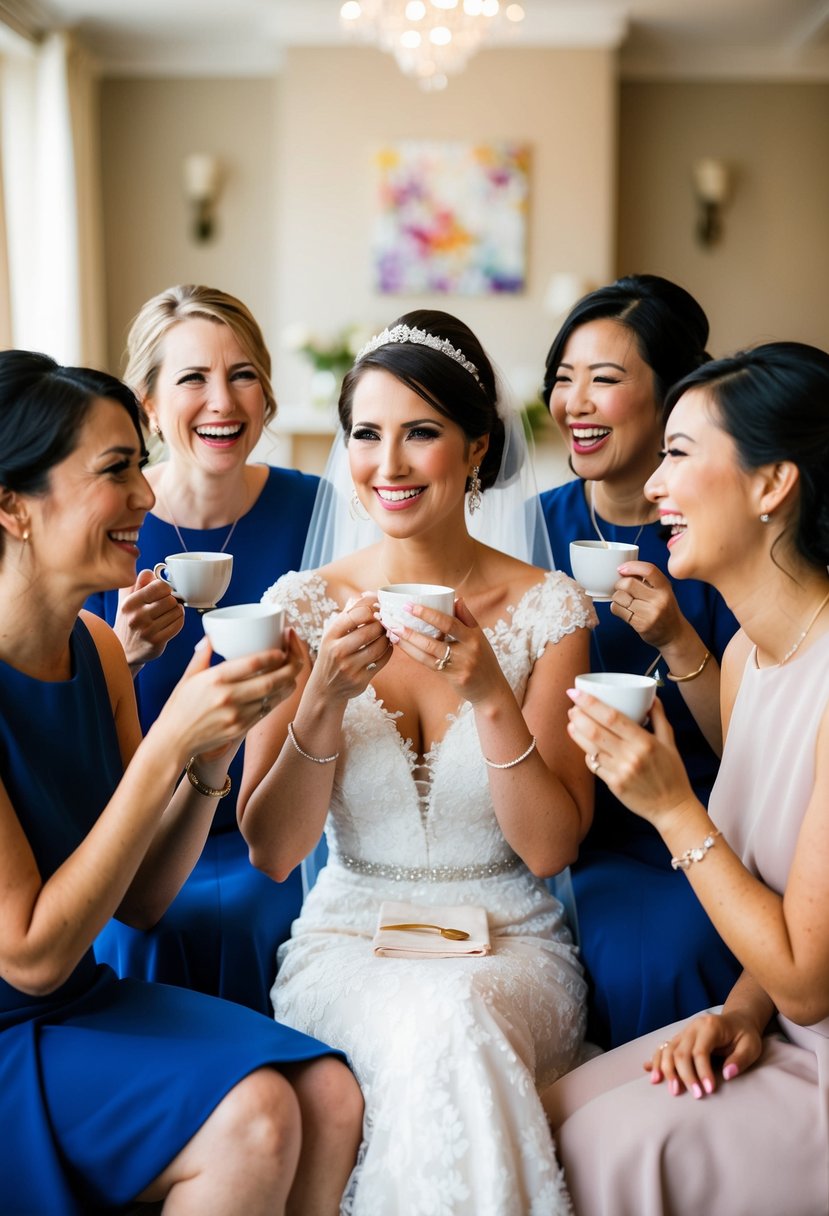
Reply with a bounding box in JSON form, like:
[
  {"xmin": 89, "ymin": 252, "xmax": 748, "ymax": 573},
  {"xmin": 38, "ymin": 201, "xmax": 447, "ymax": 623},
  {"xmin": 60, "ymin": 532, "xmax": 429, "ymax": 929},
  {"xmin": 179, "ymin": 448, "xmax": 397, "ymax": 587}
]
[
  {"xmin": 666, "ymin": 649, "xmax": 711, "ymax": 683},
  {"xmin": 287, "ymin": 721, "xmax": 340, "ymax": 765},
  {"xmin": 483, "ymin": 736, "xmax": 537, "ymax": 770},
  {"xmin": 671, "ymin": 828, "xmax": 721, "ymax": 871},
  {"xmin": 184, "ymin": 756, "xmax": 232, "ymax": 799}
]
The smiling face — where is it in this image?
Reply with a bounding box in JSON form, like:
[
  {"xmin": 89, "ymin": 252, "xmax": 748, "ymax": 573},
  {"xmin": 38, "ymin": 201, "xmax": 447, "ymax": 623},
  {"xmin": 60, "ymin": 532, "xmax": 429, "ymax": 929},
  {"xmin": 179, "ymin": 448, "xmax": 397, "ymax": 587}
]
[
  {"xmin": 27, "ymin": 396, "xmax": 154, "ymax": 597},
  {"xmin": 645, "ymin": 386, "xmax": 760, "ymax": 588},
  {"xmin": 144, "ymin": 317, "xmax": 266, "ymax": 475},
  {"xmin": 548, "ymin": 318, "xmax": 663, "ymax": 490},
  {"xmin": 347, "ymin": 368, "xmax": 488, "ymax": 542}
]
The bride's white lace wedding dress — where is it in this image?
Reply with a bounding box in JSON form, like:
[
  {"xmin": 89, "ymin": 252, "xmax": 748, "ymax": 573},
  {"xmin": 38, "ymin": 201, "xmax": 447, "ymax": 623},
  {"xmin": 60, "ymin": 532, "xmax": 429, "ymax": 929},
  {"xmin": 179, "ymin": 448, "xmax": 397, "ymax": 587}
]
[{"xmin": 264, "ymin": 569, "xmax": 593, "ymax": 1216}]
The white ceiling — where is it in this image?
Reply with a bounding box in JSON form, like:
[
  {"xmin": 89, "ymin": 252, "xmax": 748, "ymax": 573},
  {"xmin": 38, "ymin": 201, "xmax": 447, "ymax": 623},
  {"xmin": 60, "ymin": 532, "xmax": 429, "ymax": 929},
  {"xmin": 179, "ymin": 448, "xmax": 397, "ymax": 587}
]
[{"xmin": 11, "ymin": 0, "xmax": 829, "ymax": 78}]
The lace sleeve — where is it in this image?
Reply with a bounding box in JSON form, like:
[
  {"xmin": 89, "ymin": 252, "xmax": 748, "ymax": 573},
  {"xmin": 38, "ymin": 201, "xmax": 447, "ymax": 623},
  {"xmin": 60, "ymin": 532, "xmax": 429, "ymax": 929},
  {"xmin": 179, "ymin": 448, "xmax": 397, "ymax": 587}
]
[
  {"xmin": 261, "ymin": 569, "xmax": 339, "ymax": 655},
  {"xmin": 516, "ymin": 571, "xmax": 597, "ymax": 659}
]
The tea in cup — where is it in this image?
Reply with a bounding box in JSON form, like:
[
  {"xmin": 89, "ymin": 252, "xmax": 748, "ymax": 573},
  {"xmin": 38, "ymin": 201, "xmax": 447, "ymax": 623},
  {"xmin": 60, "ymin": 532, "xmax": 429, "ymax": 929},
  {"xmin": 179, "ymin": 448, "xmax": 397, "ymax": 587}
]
[
  {"xmin": 569, "ymin": 540, "xmax": 639, "ymax": 600},
  {"xmin": 377, "ymin": 584, "xmax": 454, "ymax": 639},
  {"xmin": 153, "ymin": 552, "xmax": 233, "ymax": 610},
  {"xmin": 202, "ymin": 603, "xmax": 286, "ymax": 660},
  {"xmin": 574, "ymin": 672, "xmax": 657, "ymax": 723}
]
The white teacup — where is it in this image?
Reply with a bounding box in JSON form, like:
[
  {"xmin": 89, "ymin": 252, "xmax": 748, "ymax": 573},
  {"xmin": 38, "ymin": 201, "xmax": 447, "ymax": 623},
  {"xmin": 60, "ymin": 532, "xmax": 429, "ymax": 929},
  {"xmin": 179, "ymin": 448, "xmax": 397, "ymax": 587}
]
[
  {"xmin": 569, "ymin": 540, "xmax": 639, "ymax": 600},
  {"xmin": 153, "ymin": 552, "xmax": 233, "ymax": 610},
  {"xmin": 202, "ymin": 603, "xmax": 286, "ymax": 660},
  {"xmin": 575, "ymin": 672, "xmax": 657, "ymax": 723},
  {"xmin": 377, "ymin": 583, "xmax": 454, "ymax": 639}
]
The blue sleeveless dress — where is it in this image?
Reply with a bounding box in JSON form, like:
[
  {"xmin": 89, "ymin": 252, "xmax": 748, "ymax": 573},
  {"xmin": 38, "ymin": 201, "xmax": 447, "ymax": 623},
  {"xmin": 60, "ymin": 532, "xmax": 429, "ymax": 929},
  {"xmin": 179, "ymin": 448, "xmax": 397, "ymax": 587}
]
[
  {"xmin": 0, "ymin": 617, "xmax": 340, "ymax": 1215},
  {"xmin": 541, "ymin": 479, "xmax": 742, "ymax": 1047},
  {"xmin": 87, "ymin": 466, "xmax": 318, "ymax": 1014}
]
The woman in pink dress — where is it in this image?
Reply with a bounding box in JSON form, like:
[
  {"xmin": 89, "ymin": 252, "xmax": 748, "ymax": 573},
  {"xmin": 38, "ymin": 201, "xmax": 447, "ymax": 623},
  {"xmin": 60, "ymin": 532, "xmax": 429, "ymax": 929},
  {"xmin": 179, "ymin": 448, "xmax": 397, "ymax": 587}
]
[{"xmin": 544, "ymin": 341, "xmax": 829, "ymax": 1215}]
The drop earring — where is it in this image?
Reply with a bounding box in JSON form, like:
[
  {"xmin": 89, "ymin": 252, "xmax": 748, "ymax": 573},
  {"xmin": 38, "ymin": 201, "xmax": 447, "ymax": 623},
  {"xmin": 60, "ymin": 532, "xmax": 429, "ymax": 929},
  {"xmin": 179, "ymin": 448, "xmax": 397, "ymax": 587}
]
[
  {"xmin": 150, "ymin": 420, "xmax": 164, "ymax": 444},
  {"xmin": 467, "ymin": 466, "xmax": 482, "ymax": 516},
  {"xmin": 350, "ymin": 490, "xmax": 369, "ymax": 521}
]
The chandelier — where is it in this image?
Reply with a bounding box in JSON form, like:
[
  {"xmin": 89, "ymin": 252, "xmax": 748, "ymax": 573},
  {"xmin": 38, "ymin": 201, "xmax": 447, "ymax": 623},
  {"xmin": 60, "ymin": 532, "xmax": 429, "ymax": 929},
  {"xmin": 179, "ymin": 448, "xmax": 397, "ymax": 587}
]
[{"xmin": 340, "ymin": 1, "xmax": 525, "ymax": 92}]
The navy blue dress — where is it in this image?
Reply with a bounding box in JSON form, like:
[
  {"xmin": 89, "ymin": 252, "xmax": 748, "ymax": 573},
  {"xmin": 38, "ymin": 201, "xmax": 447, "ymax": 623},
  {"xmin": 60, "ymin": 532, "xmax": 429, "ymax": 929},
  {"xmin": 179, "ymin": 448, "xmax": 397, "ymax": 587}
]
[
  {"xmin": 0, "ymin": 618, "xmax": 339, "ymax": 1215},
  {"xmin": 87, "ymin": 466, "xmax": 318, "ymax": 1015},
  {"xmin": 541, "ymin": 479, "xmax": 742, "ymax": 1047}
]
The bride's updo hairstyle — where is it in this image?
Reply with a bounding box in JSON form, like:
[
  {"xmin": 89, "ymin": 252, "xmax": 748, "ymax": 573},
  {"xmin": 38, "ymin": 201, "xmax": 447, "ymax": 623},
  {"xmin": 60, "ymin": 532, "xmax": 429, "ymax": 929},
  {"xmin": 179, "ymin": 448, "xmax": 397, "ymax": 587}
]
[
  {"xmin": 339, "ymin": 309, "xmax": 506, "ymax": 492},
  {"xmin": 664, "ymin": 340, "xmax": 829, "ymax": 571},
  {"xmin": 542, "ymin": 274, "xmax": 711, "ymax": 417}
]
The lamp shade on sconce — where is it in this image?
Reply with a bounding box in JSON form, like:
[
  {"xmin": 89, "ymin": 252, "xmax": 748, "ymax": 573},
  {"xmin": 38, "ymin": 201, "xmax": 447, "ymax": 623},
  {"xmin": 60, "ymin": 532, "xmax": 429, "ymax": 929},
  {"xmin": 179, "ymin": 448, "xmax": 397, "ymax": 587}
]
[{"xmin": 182, "ymin": 153, "xmax": 222, "ymax": 242}]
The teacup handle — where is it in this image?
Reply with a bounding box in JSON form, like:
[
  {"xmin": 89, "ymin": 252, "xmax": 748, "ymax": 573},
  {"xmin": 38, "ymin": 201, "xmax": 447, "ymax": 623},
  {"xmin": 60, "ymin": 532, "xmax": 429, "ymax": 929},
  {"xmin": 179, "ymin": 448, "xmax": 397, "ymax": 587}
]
[{"xmin": 153, "ymin": 561, "xmax": 175, "ymax": 590}]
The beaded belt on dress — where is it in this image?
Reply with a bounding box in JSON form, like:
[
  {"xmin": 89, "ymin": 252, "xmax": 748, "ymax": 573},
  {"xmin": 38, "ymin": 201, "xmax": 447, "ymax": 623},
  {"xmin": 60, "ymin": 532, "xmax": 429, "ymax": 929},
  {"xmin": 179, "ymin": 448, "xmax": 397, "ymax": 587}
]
[{"xmin": 335, "ymin": 853, "xmax": 522, "ymax": 882}]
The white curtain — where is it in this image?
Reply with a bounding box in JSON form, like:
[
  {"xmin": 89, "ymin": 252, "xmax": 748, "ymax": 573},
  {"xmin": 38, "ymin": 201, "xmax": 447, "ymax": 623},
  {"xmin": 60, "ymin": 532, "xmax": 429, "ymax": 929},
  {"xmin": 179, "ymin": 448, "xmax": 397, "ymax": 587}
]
[{"xmin": 0, "ymin": 28, "xmax": 106, "ymax": 366}]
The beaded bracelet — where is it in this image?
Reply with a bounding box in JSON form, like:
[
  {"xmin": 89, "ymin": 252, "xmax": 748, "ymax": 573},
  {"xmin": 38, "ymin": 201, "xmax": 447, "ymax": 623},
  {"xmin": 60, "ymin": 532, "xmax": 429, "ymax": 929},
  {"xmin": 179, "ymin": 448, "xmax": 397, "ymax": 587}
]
[
  {"xmin": 185, "ymin": 756, "xmax": 232, "ymax": 799},
  {"xmin": 670, "ymin": 828, "xmax": 721, "ymax": 871},
  {"xmin": 483, "ymin": 736, "xmax": 537, "ymax": 770},
  {"xmin": 287, "ymin": 721, "xmax": 340, "ymax": 765},
  {"xmin": 667, "ymin": 649, "xmax": 711, "ymax": 683}
]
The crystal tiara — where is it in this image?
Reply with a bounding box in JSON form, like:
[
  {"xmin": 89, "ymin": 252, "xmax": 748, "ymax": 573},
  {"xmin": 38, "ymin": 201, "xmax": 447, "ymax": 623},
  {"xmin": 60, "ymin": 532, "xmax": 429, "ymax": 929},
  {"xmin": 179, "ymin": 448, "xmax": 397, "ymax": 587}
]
[{"xmin": 356, "ymin": 323, "xmax": 481, "ymax": 383}]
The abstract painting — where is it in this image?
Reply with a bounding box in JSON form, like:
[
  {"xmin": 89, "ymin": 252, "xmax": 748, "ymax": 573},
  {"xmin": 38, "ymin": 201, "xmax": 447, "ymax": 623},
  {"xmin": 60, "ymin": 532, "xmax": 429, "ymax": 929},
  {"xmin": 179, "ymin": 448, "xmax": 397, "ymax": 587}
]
[{"xmin": 372, "ymin": 141, "xmax": 530, "ymax": 295}]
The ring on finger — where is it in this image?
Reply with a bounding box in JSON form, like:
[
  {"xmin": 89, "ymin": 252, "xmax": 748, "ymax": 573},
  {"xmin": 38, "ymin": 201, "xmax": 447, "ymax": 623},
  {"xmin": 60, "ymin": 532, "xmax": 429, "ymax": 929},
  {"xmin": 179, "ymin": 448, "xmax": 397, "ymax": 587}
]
[
  {"xmin": 626, "ymin": 605, "xmax": 635, "ymax": 623},
  {"xmin": 435, "ymin": 643, "xmax": 453, "ymax": 672},
  {"xmin": 260, "ymin": 695, "xmax": 271, "ymax": 718},
  {"xmin": 366, "ymin": 661, "xmax": 378, "ymax": 672},
  {"xmin": 658, "ymin": 1041, "xmax": 671, "ymax": 1051},
  {"xmin": 587, "ymin": 751, "xmax": 601, "ymax": 774}
]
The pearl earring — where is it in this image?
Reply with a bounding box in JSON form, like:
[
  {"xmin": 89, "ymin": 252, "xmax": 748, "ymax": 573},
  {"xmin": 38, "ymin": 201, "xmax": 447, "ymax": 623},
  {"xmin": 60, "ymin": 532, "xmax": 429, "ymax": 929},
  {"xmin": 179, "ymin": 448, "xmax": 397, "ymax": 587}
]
[{"xmin": 760, "ymin": 512, "xmax": 771, "ymax": 523}]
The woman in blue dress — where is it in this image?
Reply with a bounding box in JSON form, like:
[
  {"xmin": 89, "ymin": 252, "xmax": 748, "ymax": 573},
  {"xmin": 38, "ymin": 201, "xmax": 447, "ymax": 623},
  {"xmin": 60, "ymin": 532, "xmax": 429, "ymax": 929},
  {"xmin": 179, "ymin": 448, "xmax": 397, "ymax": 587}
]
[
  {"xmin": 0, "ymin": 351, "xmax": 361, "ymax": 1214},
  {"xmin": 539, "ymin": 275, "xmax": 741, "ymax": 1048},
  {"xmin": 87, "ymin": 285, "xmax": 319, "ymax": 1014}
]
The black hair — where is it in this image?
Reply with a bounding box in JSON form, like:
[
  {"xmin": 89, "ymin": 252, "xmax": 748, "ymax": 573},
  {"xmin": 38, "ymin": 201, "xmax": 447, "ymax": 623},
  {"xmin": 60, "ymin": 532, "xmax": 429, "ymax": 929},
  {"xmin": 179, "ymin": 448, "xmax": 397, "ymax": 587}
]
[
  {"xmin": 541, "ymin": 274, "xmax": 711, "ymax": 416},
  {"xmin": 665, "ymin": 341, "xmax": 829, "ymax": 570},
  {"xmin": 0, "ymin": 350, "xmax": 145, "ymax": 556},
  {"xmin": 338, "ymin": 310, "xmax": 505, "ymax": 491}
]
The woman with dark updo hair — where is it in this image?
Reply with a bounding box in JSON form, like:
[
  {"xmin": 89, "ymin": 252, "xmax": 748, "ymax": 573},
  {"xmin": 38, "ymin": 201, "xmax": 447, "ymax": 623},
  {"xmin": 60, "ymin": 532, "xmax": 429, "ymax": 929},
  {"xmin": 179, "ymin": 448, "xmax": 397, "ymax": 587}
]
[
  {"xmin": 539, "ymin": 275, "xmax": 741, "ymax": 1049},
  {"xmin": 237, "ymin": 310, "xmax": 596, "ymax": 1214},
  {"xmin": 545, "ymin": 340, "xmax": 829, "ymax": 1216},
  {"xmin": 0, "ymin": 351, "xmax": 361, "ymax": 1214}
]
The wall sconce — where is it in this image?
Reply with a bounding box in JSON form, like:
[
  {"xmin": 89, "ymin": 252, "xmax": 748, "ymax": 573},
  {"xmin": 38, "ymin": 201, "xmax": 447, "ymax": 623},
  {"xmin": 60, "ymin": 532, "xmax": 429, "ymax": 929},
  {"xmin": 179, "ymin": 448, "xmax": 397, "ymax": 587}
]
[
  {"xmin": 692, "ymin": 158, "xmax": 730, "ymax": 248},
  {"xmin": 182, "ymin": 153, "xmax": 222, "ymax": 243}
]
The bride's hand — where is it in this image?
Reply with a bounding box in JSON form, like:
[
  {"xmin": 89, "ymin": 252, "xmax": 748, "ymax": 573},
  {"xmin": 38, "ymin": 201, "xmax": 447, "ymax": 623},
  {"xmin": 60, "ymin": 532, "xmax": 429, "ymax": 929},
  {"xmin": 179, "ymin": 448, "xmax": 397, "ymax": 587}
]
[
  {"xmin": 391, "ymin": 597, "xmax": 504, "ymax": 703},
  {"xmin": 311, "ymin": 592, "xmax": 393, "ymax": 701}
]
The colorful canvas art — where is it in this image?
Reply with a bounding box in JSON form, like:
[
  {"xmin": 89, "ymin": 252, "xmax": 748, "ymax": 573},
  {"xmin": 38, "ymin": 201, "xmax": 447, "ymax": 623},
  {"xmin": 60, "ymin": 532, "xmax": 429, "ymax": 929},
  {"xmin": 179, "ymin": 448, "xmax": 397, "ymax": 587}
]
[{"xmin": 373, "ymin": 141, "xmax": 530, "ymax": 295}]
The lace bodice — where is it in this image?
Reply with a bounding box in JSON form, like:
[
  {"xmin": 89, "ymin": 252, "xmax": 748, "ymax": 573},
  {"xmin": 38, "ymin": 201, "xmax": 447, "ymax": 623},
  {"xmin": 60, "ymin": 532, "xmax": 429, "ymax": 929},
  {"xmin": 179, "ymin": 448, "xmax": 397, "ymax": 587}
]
[{"xmin": 264, "ymin": 569, "xmax": 595, "ymax": 874}]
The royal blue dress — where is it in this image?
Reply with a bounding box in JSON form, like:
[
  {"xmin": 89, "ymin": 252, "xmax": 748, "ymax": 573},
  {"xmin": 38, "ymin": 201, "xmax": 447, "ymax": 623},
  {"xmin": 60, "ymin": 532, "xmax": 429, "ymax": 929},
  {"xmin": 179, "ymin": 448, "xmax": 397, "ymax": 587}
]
[
  {"xmin": 0, "ymin": 618, "xmax": 339, "ymax": 1215},
  {"xmin": 87, "ymin": 466, "xmax": 318, "ymax": 1015},
  {"xmin": 541, "ymin": 479, "xmax": 742, "ymax": 1048}
]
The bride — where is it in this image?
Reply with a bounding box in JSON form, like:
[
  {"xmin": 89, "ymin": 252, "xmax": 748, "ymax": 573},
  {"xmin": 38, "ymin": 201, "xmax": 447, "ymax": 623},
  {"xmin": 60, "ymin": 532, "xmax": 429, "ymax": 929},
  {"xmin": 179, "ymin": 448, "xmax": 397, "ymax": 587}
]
[{"xmin": 238, "ymin": 310, "xmax": 595, "ymax": 1215}]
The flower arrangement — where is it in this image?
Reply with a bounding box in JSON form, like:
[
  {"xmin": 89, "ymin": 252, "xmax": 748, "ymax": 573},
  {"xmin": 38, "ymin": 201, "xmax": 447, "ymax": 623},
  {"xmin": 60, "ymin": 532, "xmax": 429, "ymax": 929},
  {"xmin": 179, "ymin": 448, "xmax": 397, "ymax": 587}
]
[{"xmin": 282, "ymin": 323, "xmax": 369, "ymax": 407}]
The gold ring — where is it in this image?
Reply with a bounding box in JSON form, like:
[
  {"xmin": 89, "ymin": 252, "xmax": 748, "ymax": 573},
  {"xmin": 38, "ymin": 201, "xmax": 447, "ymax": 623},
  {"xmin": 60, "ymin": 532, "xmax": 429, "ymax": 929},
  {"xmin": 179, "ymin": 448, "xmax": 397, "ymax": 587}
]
[
  {"xmin": 435, "ymin": 644, "xmax": 453, "ymax": 672},
  {"xmin": 587, "ymin": 752, "xmax": 600, "ymax": 774},
  {"xmin": 658, "ymin": 1041, "xmax": 670, "ymax": 1051},
  {"xmin": 627, "ymin": 606, "xmax": 635, "ymax": 622}
]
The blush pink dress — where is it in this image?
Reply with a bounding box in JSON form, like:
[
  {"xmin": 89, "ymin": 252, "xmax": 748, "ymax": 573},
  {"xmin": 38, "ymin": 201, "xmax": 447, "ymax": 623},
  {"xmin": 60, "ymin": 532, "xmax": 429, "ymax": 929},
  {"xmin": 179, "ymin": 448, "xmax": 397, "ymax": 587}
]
[{"xmin": 546, "ymin": 629, "xmax": 829, "ymax": 1216}]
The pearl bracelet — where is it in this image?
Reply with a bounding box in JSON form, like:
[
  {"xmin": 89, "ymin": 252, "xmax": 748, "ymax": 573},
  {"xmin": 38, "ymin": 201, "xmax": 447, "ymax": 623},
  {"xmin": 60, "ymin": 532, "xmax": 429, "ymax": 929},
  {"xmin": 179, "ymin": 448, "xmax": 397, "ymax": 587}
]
[
  {"xmin": 287, "ymin": 721, "xmax": 340, "ymax": 765},
  {"xmin": 185, "ymin": 757, "xmax": 232, "ymax": 799},
  {"xmin": 670, "ymin": 828, "xmax": 721, "ymax": 871},
  {"xmin": 483, "ymin": 736, "xmax": 537, "ymax": 770}
]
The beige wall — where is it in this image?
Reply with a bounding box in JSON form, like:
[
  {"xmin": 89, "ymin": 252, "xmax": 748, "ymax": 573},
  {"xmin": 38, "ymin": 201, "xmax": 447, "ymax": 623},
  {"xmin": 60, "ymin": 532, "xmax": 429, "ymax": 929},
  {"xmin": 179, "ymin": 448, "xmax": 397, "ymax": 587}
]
[
  {"xmin": 617, "ymin": 81, "xmax": 829, "ymax": 354},
  {"xmin": 100, "ymin": 46, "xmax": 617, "ymax": 410},
  {"xmin": 100, "ymin": 76, "xmax": 279, "ymax": 375}
]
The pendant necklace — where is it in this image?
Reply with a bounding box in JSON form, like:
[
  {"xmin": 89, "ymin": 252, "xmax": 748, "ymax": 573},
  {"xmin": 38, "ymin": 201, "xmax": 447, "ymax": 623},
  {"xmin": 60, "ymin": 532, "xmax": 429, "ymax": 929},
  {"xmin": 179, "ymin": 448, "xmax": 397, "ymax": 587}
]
[
  {"xmin": 776, "ymin": 587, "xmax": 829, "ymax": 666},
  {"xmin": 159, "ymin": 482, "xmax": 244, "ymax": 554},
  {"xmin": 381, "ymin": 553, "xmax": 478, "ymax": 596},
  {"xmin": 587, "ymin": 480, "xmax": 649, "ymax": 548}
]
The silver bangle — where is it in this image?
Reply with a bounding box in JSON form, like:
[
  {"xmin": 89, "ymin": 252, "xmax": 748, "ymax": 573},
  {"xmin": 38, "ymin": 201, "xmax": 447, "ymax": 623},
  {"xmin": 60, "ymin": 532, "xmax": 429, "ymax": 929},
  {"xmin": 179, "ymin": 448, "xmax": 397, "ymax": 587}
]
[
  {"xmin": 287, "ymin": 721, "xmax": 340, "ymax": 765},
  {"xmin": 184, "ymin": 757, "xmax": 231, "ymax": 799},
  {"xmin": 671, "ymin": 828, "xmax": 721, "ymax": 871},
  {"xmin": 483, "ymin": 736, "xmax": 537, "ymax": 770}
]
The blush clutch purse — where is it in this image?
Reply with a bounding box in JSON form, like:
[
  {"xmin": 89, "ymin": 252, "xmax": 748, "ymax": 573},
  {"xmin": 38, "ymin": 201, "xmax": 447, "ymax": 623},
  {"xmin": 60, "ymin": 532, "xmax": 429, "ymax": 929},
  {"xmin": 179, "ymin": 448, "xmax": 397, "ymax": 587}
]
[{"xmin": 373, "ymin": 900, "xmax": 491, "ymax": 958}]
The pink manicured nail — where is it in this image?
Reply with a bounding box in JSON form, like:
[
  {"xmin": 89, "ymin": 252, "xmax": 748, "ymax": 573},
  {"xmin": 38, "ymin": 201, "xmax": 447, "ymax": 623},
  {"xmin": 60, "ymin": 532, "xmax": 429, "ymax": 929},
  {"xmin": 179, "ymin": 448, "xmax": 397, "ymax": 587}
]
[
  {"xmin": 388, "ymin": 632, "xmax": 400, "ymax": 644},
  {"xmin": 723, "ymin": 1063, "xmax": 739, "ymax": 1081},
  {"xmin": 692, "ymin": 1083, "xmax": 703, "ymax": 1099},
  {"xmin": 403, "ymin": 602, "xmax": 416, "ymax": 613},
  {"xmin": 670, "ymin": 1079, "xmax": 681, "ymax": 1096},
  {"xmin": 703, "ymin": 1077, "xmax": 714, "ymax": 1094},
  {"xmin": 566, "ymin": 688, "xmax": 580, "ymax": 701},
  {"xmin": 649, "ymin": 1068, "xmax": 661, "ymax": 1084}
]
